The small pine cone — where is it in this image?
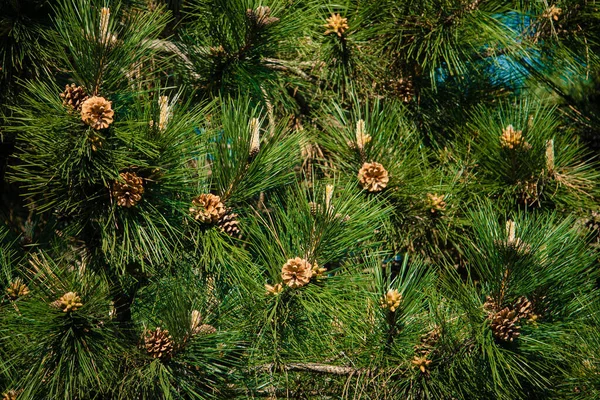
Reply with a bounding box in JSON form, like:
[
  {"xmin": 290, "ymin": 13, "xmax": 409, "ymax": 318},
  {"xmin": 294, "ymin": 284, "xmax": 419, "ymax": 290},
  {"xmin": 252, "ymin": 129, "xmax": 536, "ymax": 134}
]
[
  {"xmin": 387, "ymin": 77, "xmax": 414, "ymax": 103},
  {"xmin": 311, "ymin": 262, "xmax": 327, "ymax": 279},
  {"xmin": 265, "ymin": 283, "xmax": 283, "ymax": 296},
  {"xmin": 56, "ymin": 291, "xmax": 83, "ymax": 312},
  {"xmin": 281, "ymin": 257, "xmax": 313, "ymax": 288},
  {"xmin": 324, "ymin": 13, "xmax": 349, "ymax": 37},
  {"xmin": 500, "ymin": 125, "xmax": 530, "ymax": 150},
  {"xmin": 412, "ymin": 355, "xmax": 432, "ymax": 374},
  {"xmin": 144, "ymin": 327, "xmax": 174, "ymax": 359},
  {"xmin": 6, "ymin": 278, "xmax": 30, "ymax": 300},
  {"xmin": 2, "ymin": 389, "xmax": 22, "ymax": 400},
  {"xmin": 190, "ymin": 309, "xmax": 217, "ymax": 335},
  {"xmin": 112, "ymin": 172, "xmax": 144, "ymax": 208},
  {"xmin": 218, "ymin": 211, "xmax": 241, "ymax": 238},
  {"xmin": 60, "ymin": 83, "xmax": 89, "ymax": 111},
  {"xmin": 358, "ymin": 162, "xmax": 389, "ymax": 192},
  {"xmin": 396, "ymin": 77, "xmax": 414, "ymax": 103},
  {"xmin": 195, "ymin": 324, "xmax": 217, "ymax": 335},
  {"xmin": 490, "ymin": 307, "xmax": 520, "ymax": 342},
  {"xmin": 88, "ymin": 133, "xmax": 103, "ymax": 151},
  {"xmin": 542, "ymin": 5, "xmax": 561, "ymax": 20},
  {"xmin": 81, "ymin": 96, "xmax": 114, "ymax": 130},
  {"xmin": 513, "ymin": 296, "xmax": 533, "ymax": 320},
  {"xmin": 427, "ymin": 193, "xmax": 446, "ymax": 213},
  {"xmin": 381, "ymin": 289, "xmax": 402, "ymax": 312},
  {"xmin": 246, "ymin": 6, "xmax": 279, "ymax": 28},
  {"xmin": 189, "ymin": 194, "xmax": 226, "ymax": 224},
  {"xmin": 483, "ymin": 295, "xmax": 499, "ymax": 313}
]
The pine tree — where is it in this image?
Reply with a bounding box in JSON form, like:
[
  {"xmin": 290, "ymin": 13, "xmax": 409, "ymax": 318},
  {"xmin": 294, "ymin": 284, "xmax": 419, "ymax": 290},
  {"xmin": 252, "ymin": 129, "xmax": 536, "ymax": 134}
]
[{"xmin": 1, "ymin": 0, "xmax": 600, "ymax": 399}]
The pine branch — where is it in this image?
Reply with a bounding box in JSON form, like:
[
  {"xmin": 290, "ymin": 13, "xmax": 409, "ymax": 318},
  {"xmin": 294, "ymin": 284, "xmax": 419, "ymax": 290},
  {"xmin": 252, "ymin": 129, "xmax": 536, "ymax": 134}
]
[{"xmin": 258, "ymin": 362, "xmax": 375, "ymax": 376}]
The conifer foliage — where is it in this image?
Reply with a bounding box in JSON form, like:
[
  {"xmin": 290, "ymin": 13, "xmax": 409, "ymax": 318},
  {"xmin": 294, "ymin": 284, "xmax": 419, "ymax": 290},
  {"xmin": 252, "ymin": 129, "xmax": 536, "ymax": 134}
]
[{"xmin": 1, "ymin": 0, "xmax": 600, "ymax": 399}]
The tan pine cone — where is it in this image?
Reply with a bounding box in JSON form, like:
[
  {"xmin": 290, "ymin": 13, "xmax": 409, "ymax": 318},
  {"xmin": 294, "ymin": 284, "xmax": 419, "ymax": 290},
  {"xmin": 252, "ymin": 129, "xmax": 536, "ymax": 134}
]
[
  {"xmin": 483, "ymin": 295, "xmax": 499, "ymax": 313},
  {"xmin": 513, "ymin": 296, "xmax": 534, "ymax": 320},
  {"xmin": 56, "ymin": 291, "xmax": 83, "ymax": 312},
  {"xmin": 81, "ymin": 96, "xmax": 114, "ymax": 130},
  {"xmin": 542, "ymin": 5, "xmax": 561, "ymax": 20},
  {"xmin": 281, "ymin": 257, "xmax": 313, "ymax": 288},
  {"xmin": 6, "ymin": 278, "xmax": 30, "ymax": 300},
  {"xmin": 60, "ymin": 83, "xmax": 88, "ymax": 111},
  {"xmin": 190, "ymin": 309, "xmax": 217, "ymax": 335},
  {"xmin": 196, "ymin": 324, "xmax": 217, "ymax": 335},
  {"xmin": 412, "ymin": 355, "xmax": 432, "ymax": 374},
  {"xmin": 265, "ymin": 283, "xmax": 284, "ymax": 295},
  {"xmin": 358, "ymin": 162, "xmax": 389, "ymax": 192},
  {"xmin": 88, "ymin": 133, "xmax": 103, "ymax": 151},
  {"xmin": 2, "ymin": 389, "xmax": 22, "ymax": 400},
  {"xmin": 490, "ymin": 307, "xmax": 520, "ymax": 342},
  {"xmin": 324, "ymin": 13, "xmax": 349, "ymax": 37},
  {"xmin": 246, "ymin": 6, "xmax": 279, "ymax": 28},
  {"xmin": 427, "ymin": 193, "xmax": 446, "ymax": 213},
  {"xmin": 218, "ymin": 211, "xmax": 241, "ymax": 238},
  {"xmin": 381, "ymin": 289, "xmax": 402, "ymax": 312},
  {"xmin": 190, "ymin": 194, "xmax": 226, "ymax": 224},
  {"xmin": 311, "ymin": 262, "xmax": 327, "ymax": 279},
  {"xmin": 112, "ymin": 172, "xmax": 144, "ymax": 208},
  {"xmin": 500, "ymin": 125, "xmax": 530, "ymax": 150},
  {"xmin": 144, "ymin": 327, "xmax": 174, "ymax": 359}
]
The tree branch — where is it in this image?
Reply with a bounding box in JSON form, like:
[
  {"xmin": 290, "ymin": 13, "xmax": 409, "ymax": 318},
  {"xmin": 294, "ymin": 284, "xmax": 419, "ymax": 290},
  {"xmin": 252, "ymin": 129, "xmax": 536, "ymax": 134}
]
[{"xmin": 258, "ymin": 362, "xmax": 374, "ymax": 376}]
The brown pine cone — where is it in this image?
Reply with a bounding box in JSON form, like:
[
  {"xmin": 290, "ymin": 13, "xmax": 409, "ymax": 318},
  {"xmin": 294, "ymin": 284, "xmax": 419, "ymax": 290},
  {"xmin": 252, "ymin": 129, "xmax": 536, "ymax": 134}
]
[
  {"xmin": 144, "ymin": 327, "xmax": 174, "ymax": 359},
  {"xmin": 112, "ymin": 172, "xmax": 144, "ymax": 208},
  {"xmin": 490, "ymin": 307, "xmax": 520, "ymax": 342},
  {"xmin": 483, "ymin": 295, "xmax": 499, "ymax": 313},
  {"xmin": 246, "ymin": 6, "xmax": 279, "ymax": 28},
  {"xmin": 81, "ymin": 96, "xmax": 114, "ymax": 130},
  {"xmin": 218, "ymin": 210, "xmax": 241, "ymax": 238},
  {"xmin": 281, "ymin": 257, "xmax": 313, "ymax": 288},
  {"xmin": 358, "ymin": 162, "xmax": 389, "ymax": 192},
  {"xmin": 60, "ymin": 83, "xmax": 88, "ymax": 111},
  {"xmin": 189, "ymin": 194, "xmax": 226, "ymax": 224},
  {"xmin": 513, "ymin": 296, "xmax": 533, "ymax": 320}
]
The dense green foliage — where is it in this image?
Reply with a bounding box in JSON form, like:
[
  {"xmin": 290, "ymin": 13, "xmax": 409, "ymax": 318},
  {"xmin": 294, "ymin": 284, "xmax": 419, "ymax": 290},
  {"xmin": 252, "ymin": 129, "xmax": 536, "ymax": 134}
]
[{"xmin": 1, "ymin": 0, "xmax": 600, "ymax": 399}]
